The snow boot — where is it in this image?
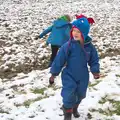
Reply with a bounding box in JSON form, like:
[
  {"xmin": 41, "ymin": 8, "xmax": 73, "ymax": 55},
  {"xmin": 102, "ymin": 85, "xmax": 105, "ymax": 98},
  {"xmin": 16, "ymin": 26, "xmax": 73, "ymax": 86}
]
[
  {"xmin": 73, "ymin": 104, "xmax": 80, "ymax": 118},
  {"xmin": 62, "ymin": 105, "xmax": 72, "ymax": 120}
]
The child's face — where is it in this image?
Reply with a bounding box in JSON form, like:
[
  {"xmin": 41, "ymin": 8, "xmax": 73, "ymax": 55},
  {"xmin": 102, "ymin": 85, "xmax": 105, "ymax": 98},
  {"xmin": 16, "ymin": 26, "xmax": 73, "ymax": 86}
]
[{"xmin": 72, "ymin": 28, "xmax": 83, "ymax": 42}]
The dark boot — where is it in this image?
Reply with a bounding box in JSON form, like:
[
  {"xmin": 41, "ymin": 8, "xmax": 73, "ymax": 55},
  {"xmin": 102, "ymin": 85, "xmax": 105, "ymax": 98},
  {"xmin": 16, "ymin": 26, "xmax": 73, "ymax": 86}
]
[
  {"xmin": 73, "ymin": 104, "xmax": 80, "ymax": 118},
  {"xmin": 62, "ymin": 105, "xmax": 72, "ymax": 120}
]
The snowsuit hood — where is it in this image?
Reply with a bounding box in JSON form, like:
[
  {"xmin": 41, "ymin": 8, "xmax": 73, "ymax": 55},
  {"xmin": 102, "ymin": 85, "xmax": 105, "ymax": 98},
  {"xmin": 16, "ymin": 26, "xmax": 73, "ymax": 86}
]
[{"xmin": 72, "ymin": 17, "xmax": 90, "ymax": 41}]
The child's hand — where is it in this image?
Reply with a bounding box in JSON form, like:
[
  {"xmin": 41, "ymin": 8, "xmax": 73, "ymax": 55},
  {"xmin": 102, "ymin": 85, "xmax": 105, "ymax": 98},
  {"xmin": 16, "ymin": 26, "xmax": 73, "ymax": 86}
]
[
  {"xmin": 49, "ymin": 75, "xmax": 55, "ymax": 85},
  {"xmin": 93, "ymin": 73, "xmax": 100, "ymax": 79}
]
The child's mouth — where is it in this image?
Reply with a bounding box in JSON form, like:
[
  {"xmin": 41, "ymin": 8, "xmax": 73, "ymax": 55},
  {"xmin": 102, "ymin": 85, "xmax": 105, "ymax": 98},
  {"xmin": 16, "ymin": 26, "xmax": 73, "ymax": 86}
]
[{"xmin": 74, "ymin": 36, "xmax": 78, "ymax": 39}]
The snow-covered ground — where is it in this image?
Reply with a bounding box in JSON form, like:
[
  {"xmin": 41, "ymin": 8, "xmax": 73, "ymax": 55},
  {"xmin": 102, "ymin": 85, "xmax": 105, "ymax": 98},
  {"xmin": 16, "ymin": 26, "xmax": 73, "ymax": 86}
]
[
  {"xmin": 0, "ymin": 56, "xmax": 120, "ymax": 120},
  {"xmin": 0, "ymin": 0, "xmax": 120, "ymax": 120}
]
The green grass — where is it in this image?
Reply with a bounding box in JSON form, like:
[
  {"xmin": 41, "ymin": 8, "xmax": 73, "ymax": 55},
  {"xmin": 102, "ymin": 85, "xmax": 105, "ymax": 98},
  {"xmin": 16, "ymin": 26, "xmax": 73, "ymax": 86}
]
[
  {"xmin": 91, "ymin": 95, "xmax": 120, "ymax": 116},
  {"xmin": 89, "ymin": 80, "xmax": 101, "ymax": 88},
  {"xmin": 98, "ymin": 95, "xmax": 108, "ymax": 104},
  {"xmin": 22, "ymin": 86, "xmax": 59, "ymax": 107},
  {"xmin": 31, "ymin": 88, "xmax": 46, "ymax": 95},
  {"xmin": 48, "ymin": 84, "xmax": 62, "ymax": 90},
  {"xmin": 23, "ymin": 99, "xmax": 32, "ymax": 107},
  {"xmin": 116, "ymin": 74, "xmax": 120, "ymax": 77},
  {"xmin": 111, "ymin": 101, "xmax": 120, "ymax": 115},
  {"xmin": 17, "ymin": 90, "xmax": 27, "ymax": 94},
  {"xmin": 23, "ymin": 96, "xmax": 48, "ymax": 107},
  {"xmin": 0, "ymin": 109, "xmax": 9, "ymax": 114}
]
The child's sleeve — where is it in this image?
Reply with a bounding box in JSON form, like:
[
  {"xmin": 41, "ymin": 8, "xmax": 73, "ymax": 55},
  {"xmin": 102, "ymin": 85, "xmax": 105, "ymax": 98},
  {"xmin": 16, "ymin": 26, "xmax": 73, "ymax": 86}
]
[
  {"xmin": 88, "ymin": 44, "xmax": 100, "ymax": 73},
  {"xmin": 50, "ymin": 43, "xmax": 68, "ymax": 76},
  {"xmin": 39, "ymin": 25, "xmax": 53, "ymax": 38}
]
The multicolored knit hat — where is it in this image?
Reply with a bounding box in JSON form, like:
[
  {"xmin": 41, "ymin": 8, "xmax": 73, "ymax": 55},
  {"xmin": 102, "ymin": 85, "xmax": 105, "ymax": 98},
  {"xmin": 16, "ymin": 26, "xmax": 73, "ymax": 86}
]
[{"xmin": 71, "ymin": 17, "xmax": 90, "ymax": 41}]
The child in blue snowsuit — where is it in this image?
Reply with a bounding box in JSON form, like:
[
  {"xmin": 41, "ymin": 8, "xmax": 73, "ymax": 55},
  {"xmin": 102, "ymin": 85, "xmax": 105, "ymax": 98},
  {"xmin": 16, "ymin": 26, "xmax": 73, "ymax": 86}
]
[
  {"xmin": 49, "ymin": 17, "xmax": 100, "ymax": 120},
  {"xmin": 37, "ymin": 15, "xmax": 72, "ymax": 67}
]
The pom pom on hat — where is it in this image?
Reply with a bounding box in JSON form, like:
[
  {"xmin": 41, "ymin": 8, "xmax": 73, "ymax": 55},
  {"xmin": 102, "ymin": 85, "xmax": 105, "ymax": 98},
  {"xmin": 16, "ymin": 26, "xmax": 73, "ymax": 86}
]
[
  {"xmin": 75, "ymin": 14, "xmax": 87, "ymax": 19},
  {"xmin": 75, "ymin": 14, "xmax": 95, "ymax": 24},
  {"xmin": 87, "ymin": 18, "xmax": 95, "ymax": 24}
]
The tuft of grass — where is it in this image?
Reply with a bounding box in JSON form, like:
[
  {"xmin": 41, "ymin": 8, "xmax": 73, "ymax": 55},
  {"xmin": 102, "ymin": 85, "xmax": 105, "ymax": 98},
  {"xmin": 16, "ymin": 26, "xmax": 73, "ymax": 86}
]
[
  {"xmin": 111, "ymin": 101, "xmax": 120, "ymax": 115},
  {"xmin": 23, "ymin": 100, "xmax": 32, "ymax": 107},
  {"xmin": 17, "ymin": 90, "xmax": 27, "ymax": 94},
  {"xmin": 31, "ymin": 88, "xmax": 46, "ymax": 95},
  {"xmin": 48, "ymin": 84, "xmax": 62, "ymax": 90},
  {"xmin": 23, "ymin": 96, "xmax": 48, "ymax": 107},
  {"xmin": 0, "ymin": 109, "xmax": 9, "ymax": 114},
  {"xmin": 116, "ymin": 74, "xmax": 120, "ymax": 77},
  {"xmin": 97, "ymin": 96, "xmax": 120, "ymax": 116},
  {"xmin": 98, "ymin": 95, "xmax": 108, "ymax": 104},
  {"xmin": 23, "ymin": 97, "xmax": 42, "ymax": 107},
  {"xmin": 89, "ymin": 80, "xmax": 101, "ymax": 88},
  {"xmin": 53, "ymin": 86, "xmax": 62, "ymax": 90}
]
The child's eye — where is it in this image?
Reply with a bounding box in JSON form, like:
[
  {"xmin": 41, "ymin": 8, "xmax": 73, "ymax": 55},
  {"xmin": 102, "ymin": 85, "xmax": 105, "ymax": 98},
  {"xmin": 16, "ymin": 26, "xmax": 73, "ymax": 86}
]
[
  {"xmin": 73, "ymin": 30, "xmax": 79, "ymax": 33},
  {"xmin": 75, "ymin": 31, "xmax": 80, "ymax": 34},
  {"xmin": 77, "ymin": 31, "xmax": 80, "ymax": 33}
]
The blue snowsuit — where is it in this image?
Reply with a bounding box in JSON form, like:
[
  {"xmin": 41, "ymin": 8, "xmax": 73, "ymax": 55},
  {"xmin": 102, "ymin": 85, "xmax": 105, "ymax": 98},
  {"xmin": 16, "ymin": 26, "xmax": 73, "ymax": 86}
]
[
  {"xmin": 50, "ymin": 39, "xmax": 100, "ymax": 108},
  {"xmin": 39, "ymin": 19, "xmax": 72, "ymax": 46}
]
